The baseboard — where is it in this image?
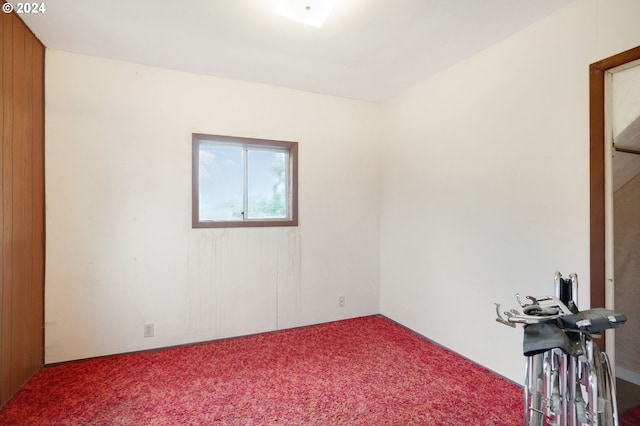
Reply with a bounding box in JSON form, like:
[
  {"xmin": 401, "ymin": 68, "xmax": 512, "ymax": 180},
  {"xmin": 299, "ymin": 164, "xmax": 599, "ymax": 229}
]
[{"xmin": 616, "ymin": 366, "xmax": 640, "ymax": 387}]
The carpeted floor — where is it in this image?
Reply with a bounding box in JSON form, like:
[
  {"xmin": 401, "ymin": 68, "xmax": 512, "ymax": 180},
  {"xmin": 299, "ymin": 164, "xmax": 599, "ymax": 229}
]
[
  {"xmin": 618, "ymin": 378, "xmax": 640, "ymax": 425},
  {"xmin": 621, "ymin": 406, "xmax": 640, "ymax": 426},
  {"xmin": 0, "ymin": 315, "xmax": 522, "ymax": 425}
]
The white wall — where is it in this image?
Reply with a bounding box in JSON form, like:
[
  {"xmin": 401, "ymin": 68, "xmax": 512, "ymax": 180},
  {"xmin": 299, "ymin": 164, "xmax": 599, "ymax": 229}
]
[
  {"xmin": 379, "ymin": 0, "xmax": 640, "ymax": 384},
  {"xmin": 45, "ymin": 0, "xmax": 640, "ymax": 384},
  {"xmin": 45, "ymin": 51, "xmax": 381, "ymax": 363}
]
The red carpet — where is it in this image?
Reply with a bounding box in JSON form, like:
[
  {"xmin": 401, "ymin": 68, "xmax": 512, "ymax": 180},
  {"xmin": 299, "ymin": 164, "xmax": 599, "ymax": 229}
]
[
  {"xmin": 0, "ymin": 315, "xmax": 522, "ymax": 425},
  {"xmin": 621, "ymin": 406, "xmax": 640, "ymax": 426}
]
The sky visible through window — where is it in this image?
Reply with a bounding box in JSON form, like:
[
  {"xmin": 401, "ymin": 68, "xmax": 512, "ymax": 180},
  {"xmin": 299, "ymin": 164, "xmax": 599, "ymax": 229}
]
[{"xmin": 199, "ymin": 143, "xmax": 286, "ymax": 221}]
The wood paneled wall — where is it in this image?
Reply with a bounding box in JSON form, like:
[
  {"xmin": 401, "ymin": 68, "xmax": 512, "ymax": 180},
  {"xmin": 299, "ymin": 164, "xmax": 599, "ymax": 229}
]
[{"xmin": 0, "ymin": 8, "xmax": 45, "ymax": 407}]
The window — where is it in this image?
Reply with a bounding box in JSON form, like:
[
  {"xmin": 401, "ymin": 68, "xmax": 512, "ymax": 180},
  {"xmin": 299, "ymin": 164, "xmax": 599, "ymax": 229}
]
[{"xmin": 192, "ymin": 134, "xmax": 298, "ymax": 228}]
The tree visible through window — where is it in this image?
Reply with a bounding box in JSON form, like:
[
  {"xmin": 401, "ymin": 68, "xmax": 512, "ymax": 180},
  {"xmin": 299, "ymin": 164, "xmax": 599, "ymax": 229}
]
[{"xmin": 192, "ymin": 134, "xmax": 298, "ymax": 228}]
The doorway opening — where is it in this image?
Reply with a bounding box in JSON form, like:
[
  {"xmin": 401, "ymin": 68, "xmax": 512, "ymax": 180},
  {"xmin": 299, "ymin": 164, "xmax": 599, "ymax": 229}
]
[{"xmin": 589, "ymin": 45, "xmax": 640, "ymax": 415}]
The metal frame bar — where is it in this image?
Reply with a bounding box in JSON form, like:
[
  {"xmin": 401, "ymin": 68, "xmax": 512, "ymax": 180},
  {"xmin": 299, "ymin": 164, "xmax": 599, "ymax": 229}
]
[{"xmin": 614, "ymin": 145, "xmax": 640, "ymax": 156}]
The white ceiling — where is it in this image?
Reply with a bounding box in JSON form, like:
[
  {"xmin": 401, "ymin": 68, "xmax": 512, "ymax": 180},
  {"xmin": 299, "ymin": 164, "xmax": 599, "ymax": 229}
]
[{"xmin": 15, "ymin": 0, "xmax": 574, "ymax": 102}]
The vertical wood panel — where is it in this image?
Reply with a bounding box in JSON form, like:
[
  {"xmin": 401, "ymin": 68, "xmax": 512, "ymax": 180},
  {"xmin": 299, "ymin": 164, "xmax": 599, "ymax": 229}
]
[
  {"xmin": 1, "ymin": 10, "xmax": 15, "ymax": 405},
  {"xmin": 10, "ymin": 16, "xmax": 27, "ymax": 394},
  {"xmin": 23, "ymin": 21, "xmax": 34, "ymax": 387},
  {"xmin": 0, "ymin": 6, "xmax": 45, "ymax": 407},
  {"xmin": 30, "ymin": 33, "xmax": 45, "ymax": 377},
  {"xmin": 0, "ymin": 15, "xmax": 3, "ymax": 387}
]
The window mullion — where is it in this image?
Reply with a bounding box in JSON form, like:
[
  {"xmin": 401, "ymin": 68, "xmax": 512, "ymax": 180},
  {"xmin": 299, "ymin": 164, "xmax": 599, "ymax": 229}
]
[
  {"xmin": 285, "ymin": 151, "xmax": 291, "ymax": 218},
  {"xmin": 243, "ymin": 147, "xmax": 248, "ymax": 220}
]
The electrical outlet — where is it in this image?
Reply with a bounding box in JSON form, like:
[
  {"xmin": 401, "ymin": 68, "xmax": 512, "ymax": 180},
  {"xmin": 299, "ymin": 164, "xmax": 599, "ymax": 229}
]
[
  {"xmin": 338, "ymin": 296, "xmax": 345, "ymax": 307},
  {"xmin": 143, "ymin": 323, "xmax": 154, "ymax": 338}
]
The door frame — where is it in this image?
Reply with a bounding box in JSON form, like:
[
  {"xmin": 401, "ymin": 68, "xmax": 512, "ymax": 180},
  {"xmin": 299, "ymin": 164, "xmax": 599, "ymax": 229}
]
[{"xmin": 590, "ymin": 45, "xmax": 640, "ymax": 352}]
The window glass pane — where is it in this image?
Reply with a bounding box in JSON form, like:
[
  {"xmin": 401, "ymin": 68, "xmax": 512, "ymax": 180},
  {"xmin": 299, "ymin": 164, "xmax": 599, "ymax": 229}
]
[
  {"xmin": 199, "ymin": 144, "xmax": 243, "ymax": 220},
  {"xmin": 247, "ymin": 150, "xmax": 287, "ymax": 219}
]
